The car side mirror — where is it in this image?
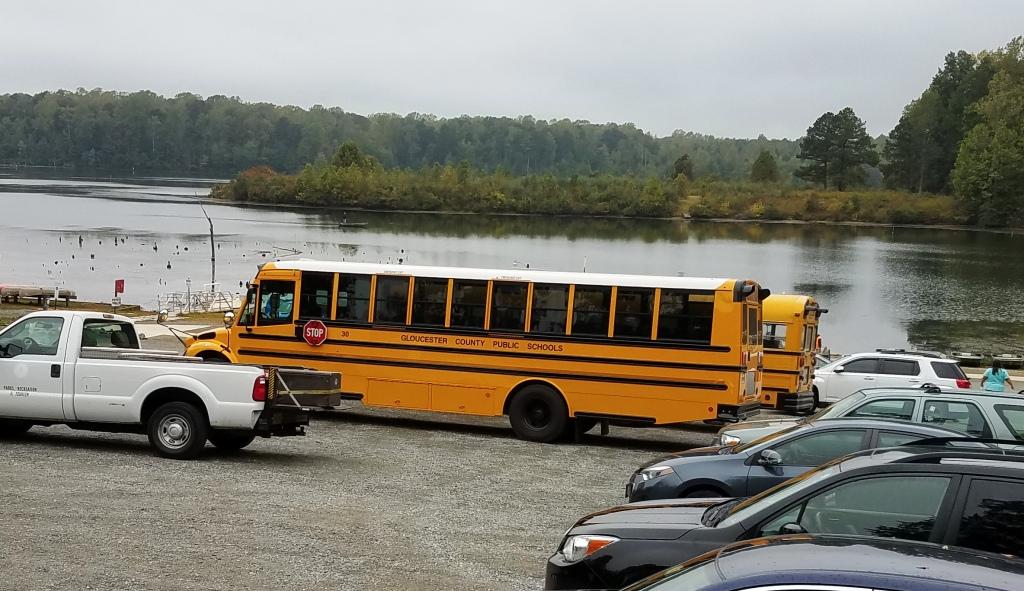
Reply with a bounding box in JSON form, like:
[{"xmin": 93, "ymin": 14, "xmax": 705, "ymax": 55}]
[
  {"xmin": 833, "ymin": 365, "xmax": 845, "ymax": 374},
  {"xmin": 780, "ymin": 522, "xmax": 806, "ymax": 535},
  {"xmin": 2, "ymin": 343, "xmax": 23, "ymax": 358},
  {"xmin": 759, "ymin": 449, "xmax": 783, "ymax": 466},
  {"xmin": 223, "ymin": 311, "xmax": 235, "ymax": 328}
]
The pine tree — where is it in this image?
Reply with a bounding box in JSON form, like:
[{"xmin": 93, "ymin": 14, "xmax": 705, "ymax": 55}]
[
  {"xmin": 796, "ymin": 108, "xmax": 878, "ymax": 190},
  {"xmin": 749, "ymin": 150, "xmax": 781, "ymax": 183}
]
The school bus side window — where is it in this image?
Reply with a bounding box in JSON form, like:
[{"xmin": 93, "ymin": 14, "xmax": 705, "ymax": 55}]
[
  {"xmin": 450, "ymin": 280, "xmax": 487, "ymax": 329},
  {"xmin": 490, "ymin": 282, "xmax": 527, "ymax": 332},
  {"xmin": 258, "ymin": 281, "xmax": 295, "ymax": 326},
  {"xmin": 657, "ymin": 290, "xmax": 714, "ymax": 344},
  {"xmin": 412, "ymin": 278, "xmax": 448, "ymax": 326},
  {"xmin": 531, "ymin": 284, "xmax": 569, "ymax": 334},
  {"xmin": 572, "ymin": 286, "xmax": 612, "ymax": 337},
  {"xmin": 614, "ymin": 287, "xmax": 654, "ymax": 339},
  {"xmin": 336, "ymin": 274, "xmax": 371, "ymax": 322},
  {"xmin": 374, "ymin": 276, "xmax": 410, "ymax": 324},
  {"xmin": 299, "ymin": 272, "xmax": 333, "ymax": 320}
]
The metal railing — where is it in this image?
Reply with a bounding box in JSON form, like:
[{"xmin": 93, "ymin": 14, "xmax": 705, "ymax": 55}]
[{"xmin": 157, "ymin": 290, "xmax": 240, "ymax": 314}]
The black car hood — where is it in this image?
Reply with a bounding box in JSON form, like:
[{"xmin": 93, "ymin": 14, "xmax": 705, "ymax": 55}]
[
  {"xmin": 640, "ymin": 445, "xmax": 733, "ymax": 470},
  {"xmin": 571, "ymin": 498, "xmax": 733, "ymax": 540}
]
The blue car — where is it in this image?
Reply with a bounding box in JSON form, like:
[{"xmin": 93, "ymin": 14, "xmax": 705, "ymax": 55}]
[
  {"xmin": 627, "ymin": 418, "xmax": 960, "ymax": 502},
  {"xmin": 623, "ymin": 535, "xmax": 1024, "ymax": 591}
]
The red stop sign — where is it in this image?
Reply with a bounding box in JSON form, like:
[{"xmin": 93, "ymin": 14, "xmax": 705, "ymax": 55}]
[{"xmin": 302, "ymin": 319, "xmax": 328, "ymax": 346}]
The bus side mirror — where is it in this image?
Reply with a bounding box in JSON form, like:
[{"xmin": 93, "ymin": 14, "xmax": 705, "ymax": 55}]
[
  {"xmin": 223, "ymin": 311, "xmax": 235, "ymax": 328},
  {"xmin": 157, "ymin": 310, "xmax": 169, "ymax": 324}
]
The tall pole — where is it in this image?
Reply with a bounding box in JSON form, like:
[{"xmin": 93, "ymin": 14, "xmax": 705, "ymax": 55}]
[{"xmin": 200, "ymin": 202, "xmax": 215, "ymax": 292}]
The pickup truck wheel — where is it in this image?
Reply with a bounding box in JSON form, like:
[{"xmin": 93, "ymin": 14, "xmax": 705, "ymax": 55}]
[
  {"xmin": 0, "ymin": 419, "xmax": 33, "ymax": 437},
  {"xmin": 147, "ymin": 402, "xmax": 209, "ymax": 459},
  {"xmin": 208, "ymin": 430, "xmax": 257, "ymax": 451}
]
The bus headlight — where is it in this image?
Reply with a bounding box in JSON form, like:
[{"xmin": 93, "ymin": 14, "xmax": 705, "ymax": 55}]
[
  {"xmin": 638, "ymin": 465, "xmax": 674, "ymax": 482},
  {"xmin": 560, "ymin": 535, "xmax": 618, "ymax": 563}
]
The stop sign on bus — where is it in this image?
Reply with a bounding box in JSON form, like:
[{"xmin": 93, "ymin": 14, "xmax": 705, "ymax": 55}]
[{"xmin": 302, "ymin": 319, "xmax": 328, "ymax": 346}]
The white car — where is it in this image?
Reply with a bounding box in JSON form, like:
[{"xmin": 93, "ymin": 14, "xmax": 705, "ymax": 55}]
[{"xmin": 813, "ymin": 349, "xmax": 971, "ymax": 406}]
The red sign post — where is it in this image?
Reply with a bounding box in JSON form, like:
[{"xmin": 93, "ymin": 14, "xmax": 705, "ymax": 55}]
[
  {"xmin": 302, "ymin": 319, "xmax": 328, "ymax": 347},
  {"xmin": 114, "ymin": 279, "xmax": 125, "ymax": 295}
]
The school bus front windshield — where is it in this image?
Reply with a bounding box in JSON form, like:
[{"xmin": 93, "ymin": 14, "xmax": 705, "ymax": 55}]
[{"xmin": 185, "ymin": 261, "xmax": 768, "ymax": 443}]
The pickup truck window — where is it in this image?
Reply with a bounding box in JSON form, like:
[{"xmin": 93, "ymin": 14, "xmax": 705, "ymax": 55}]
[
  {"xmin": 82, "ymin": 319, "xmax": 139, "ymax": 349},
  {"xmin": 258, "ymin": 281, "xmax": 295, "ymax": 325},
  {"xmin": 0, "ymin": 316, "xmax": 64, "ymax": 356}
]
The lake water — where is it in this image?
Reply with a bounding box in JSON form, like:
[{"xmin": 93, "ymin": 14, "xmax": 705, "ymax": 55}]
[{"xmin": 1, "ymin": 172, "xmax": 1022, "ymax": 355}]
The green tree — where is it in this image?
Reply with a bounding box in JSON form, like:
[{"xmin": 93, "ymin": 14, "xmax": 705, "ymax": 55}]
[
  {"xmin": 796, "ymin": 107, "xmax": 878, "ymax": 190},
  {"xmin": 749, "ymin": 149, "xmax": 780, "ymax": 182},
  {"xmin": 672, "ymin": 153, "xmax": 694, "ymax": 179},
  {"xmin": 953, "ymin": 38, "xmax": 1024, "ymax": 226},
  {"xmin": 883, "ymin": 50, "xmax": 996, "ymax": 193},
  {"xmin": 331, "ymin": 141, "xmax": 379, "ymax": 170}
]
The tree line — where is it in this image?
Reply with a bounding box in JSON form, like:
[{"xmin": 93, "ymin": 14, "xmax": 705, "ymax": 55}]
[{"xmin": 0, "ymin": 89, "xmax": 799, "ymax": 180}]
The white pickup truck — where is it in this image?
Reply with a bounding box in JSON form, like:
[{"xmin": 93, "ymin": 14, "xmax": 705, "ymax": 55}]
[{"xmin": 0, "ymin": 311, "xmax": 340, "ymax": 459}]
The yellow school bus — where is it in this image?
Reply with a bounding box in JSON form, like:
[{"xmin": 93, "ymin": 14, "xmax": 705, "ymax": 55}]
[
  {"xmin": 184, "ymin": 260, "xmax": 767, "ymax": 442},
  {"xmin": 761, "ymin": 294, "xmax": 826, "ymax": 414}
]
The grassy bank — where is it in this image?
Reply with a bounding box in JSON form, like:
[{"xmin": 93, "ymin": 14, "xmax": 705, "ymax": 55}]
[{"xmin": 688, "ymin": 181, "xmax": 963, "ymax": 225}]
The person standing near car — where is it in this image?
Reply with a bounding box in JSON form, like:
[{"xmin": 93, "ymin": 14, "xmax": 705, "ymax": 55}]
[{"xmin": 981, "ymin": 360, "xmax": 1014, "ymax": 392}]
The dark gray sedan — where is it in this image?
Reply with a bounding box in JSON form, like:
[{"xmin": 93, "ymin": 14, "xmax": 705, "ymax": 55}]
[{"xmin": 626, "ymin": 418, "xmax": 961, "ymax": 502}]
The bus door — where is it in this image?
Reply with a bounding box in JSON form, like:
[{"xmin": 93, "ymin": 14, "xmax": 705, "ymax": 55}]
[{"xmin": 250, "ymin": 270, "xmax": 300, "ymax": 339}]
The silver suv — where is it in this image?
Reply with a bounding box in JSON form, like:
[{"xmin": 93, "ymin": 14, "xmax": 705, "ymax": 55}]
[{"xmin": 716, "ymin": 386, "xmax": 1024, "ymax": 446}]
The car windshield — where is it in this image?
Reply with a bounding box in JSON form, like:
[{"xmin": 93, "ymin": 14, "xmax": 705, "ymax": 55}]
[
  {"xmin": 711, "ymin": 463, "xmax": 843, "ymax": 528},
  {"xmin": 732, "ymin": 423, "xmax": 805, "ymax": 453},
  {"xmin": 811, "ymin": 390, "xmax": 868, "ymax": 419}
]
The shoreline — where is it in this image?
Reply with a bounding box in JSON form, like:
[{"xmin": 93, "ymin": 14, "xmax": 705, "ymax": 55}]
[{"xmin": 213, "ymin": 196, "xmax": 1023, "ymax": 234}]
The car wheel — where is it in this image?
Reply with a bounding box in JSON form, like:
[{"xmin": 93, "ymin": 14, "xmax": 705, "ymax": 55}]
[
  {"xmin": 508, "ymin": 384, "xmax": 568, "ymax": 443},
  {"xmin": 208, "ymin": 430, "xmax": 257, "ymax": 451},
  {"xmin": 682, "ymin": 487, "xmax": 725, "ymax": 499},
  {"xmin": 147, "ymin": 401, "xmax": 209, "ymax": 459},
  {"xmin": 0, "ymin": 419, "xmax": 33, "ymax": 437}
]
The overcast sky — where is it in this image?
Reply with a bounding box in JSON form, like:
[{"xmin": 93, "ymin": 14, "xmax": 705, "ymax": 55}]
[{"xmin": 2, "ymin": 1, "xmax": 1021, "ymax": 138}]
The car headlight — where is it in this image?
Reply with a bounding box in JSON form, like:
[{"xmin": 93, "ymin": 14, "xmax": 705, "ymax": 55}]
[
  {"xmin": 560, "ymin": 535, "xmax": 619, "ymax": 563},
  {"xmin": 720, "ymin": 434, "xmax": 741, "ymax": 447},
  {"xmin": 638, "ymin": 465, "xmax": 674, "ymax": 482}
]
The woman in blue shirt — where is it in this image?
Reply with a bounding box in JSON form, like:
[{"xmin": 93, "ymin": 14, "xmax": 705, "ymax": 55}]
[{"xmin": 981, "ymin": 361, "xmax": 1014, "ymax": 392}]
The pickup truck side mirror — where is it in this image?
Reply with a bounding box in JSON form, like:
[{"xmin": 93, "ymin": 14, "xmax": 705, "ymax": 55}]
[
  {"xmin": 833, "ymin": 365, "xmax": 845, "ymax": 374},
  {"xmin": 1, "ymin": 343, "xmax": 24, "ymax": 358},
  {"xmin": 758, "ymin": 449, "xmax": 783, "ymax": 466}
]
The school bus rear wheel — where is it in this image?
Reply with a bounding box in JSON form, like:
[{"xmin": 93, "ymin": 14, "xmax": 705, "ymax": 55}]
[{"xmin": 508, "ymin": 384, "xmax": 568, "ymax": 443}]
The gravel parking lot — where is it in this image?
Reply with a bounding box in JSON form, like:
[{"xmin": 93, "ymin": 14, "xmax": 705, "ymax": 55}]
[{"xmin": 0, "ymin": 404, "xmax": 720, "ymax": 590}]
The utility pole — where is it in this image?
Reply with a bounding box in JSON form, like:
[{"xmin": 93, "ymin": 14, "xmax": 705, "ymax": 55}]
[{"xmin": 200, "ymin": 202, "xmax": 215, "ymax": 291}]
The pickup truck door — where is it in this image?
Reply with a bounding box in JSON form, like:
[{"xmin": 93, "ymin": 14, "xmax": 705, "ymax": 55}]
[{"xmin": 0, "ymin": 315, "xmax": 69, "ymax": 420}]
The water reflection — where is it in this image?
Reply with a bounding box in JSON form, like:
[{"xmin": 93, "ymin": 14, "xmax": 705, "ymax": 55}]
[{"xmin": 0, "ymin": 174, "xmax": 1021, "ymax": 354}]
